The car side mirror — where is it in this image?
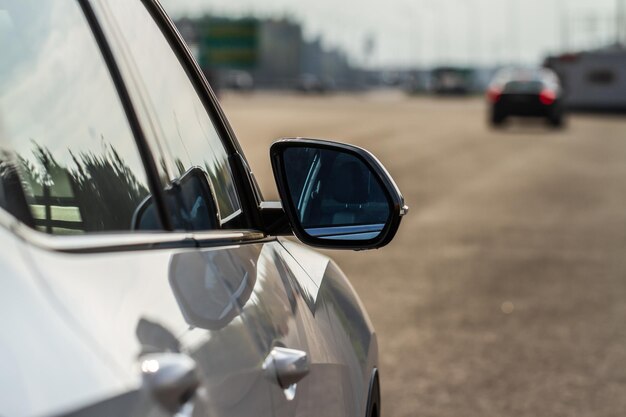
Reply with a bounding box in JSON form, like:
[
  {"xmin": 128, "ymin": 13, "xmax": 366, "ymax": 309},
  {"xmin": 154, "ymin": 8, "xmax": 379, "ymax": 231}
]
[{"xmin": 270, "ymin": 138, "xmax": 408, "ymax": 250}]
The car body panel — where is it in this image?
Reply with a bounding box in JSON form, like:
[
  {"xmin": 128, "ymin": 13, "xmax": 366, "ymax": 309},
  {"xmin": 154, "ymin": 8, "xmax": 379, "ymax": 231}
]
[
  {"xmin": 2, "ymin": 232, "xmax": 377, "ymax": 417},
  {"xmin": 495, "ymin": 93, "xmax": 562, "ymax": 117},
  {"xmin": 0, "ymin": 227, "xmax": 133, "ymax": 417},
  {"xmin": 279, "ymin": 239, "xmax": 378, "ymax": 416},
  {"xmin": 19, "ymin": 239, "xmax": 272, "ymax": 416}
]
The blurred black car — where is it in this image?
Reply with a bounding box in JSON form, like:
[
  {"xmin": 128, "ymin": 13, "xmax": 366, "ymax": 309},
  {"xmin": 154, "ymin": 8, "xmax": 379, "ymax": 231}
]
[{"xmin": 487, "ymin": 68, "xmax": 565, "ymax": 128}]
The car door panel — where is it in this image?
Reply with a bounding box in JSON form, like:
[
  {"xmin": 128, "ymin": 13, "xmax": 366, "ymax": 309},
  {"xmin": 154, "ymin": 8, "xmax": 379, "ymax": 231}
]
[
  {"xmin": 188, "ymin": 242, "xmax": 309, "ymax": 417},
  {"xmin": 175, "ymin": 239, "xmax": 363, "ymax": 417},
  {"xmin": 21, "ymin": 239, "xmax": 276, "ymax": 417},
  {"xmin": 279, "ymin": 239, "xmax": 379, "ymax": 417},
  {"xmin": 21, "ymin": 237, "xmax": 368, "ymax": 417},
  {"xmin": 253, "ymin": 241, "xmax": 362, "ymax": 417},
  {"xmin": 0, "ymin": 228, "xmax": 151, "ymax": 417}
]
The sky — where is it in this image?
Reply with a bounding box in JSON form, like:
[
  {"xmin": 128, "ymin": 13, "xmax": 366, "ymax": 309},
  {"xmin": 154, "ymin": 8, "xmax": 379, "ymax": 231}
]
[{"xmin": 161, "ymin": 0, "xmax": 622, "ymax": 68}]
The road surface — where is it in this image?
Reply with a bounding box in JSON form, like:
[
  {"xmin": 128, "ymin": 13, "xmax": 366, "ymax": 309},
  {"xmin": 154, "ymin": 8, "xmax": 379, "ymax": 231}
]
[{"xmin": 222, "ymin": 91, "xmax": 626, "ymax": 417}]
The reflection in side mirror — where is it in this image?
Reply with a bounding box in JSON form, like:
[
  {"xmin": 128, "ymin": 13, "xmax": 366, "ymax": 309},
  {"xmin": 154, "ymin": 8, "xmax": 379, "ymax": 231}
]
[
  {"xmin": 132, "ymin": 167, "xmax": 220, "ymax": 231},
  {"xmin": 283, "ymin": 147, "xmax": 389, "ymax": 240},
  {"xmin": 271, "ymin": 138, "xmax": 407, "ymax": 250}
]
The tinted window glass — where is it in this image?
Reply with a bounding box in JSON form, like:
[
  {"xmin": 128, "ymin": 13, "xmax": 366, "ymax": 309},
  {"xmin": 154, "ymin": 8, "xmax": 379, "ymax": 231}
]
[
  {"xmin": 0, "ymin": 0, "xmax": 154, "ymax": 235},
  {"xmin": 98, "ymin": 0, "xmax": 242, "ymax": 226},
  {"xmin": 587, "ymin": 69, "xmax": 615, "ymax": 85},
  {"xmin": 504, "ymin": 81, "xmax": 544, "ymax": 93}
]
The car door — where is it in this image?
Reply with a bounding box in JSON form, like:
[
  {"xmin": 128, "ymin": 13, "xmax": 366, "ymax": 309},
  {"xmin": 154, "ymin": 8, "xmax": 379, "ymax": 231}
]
[
  {"xmin": 88, "ymin": 1, "xmax": 360, "ymax": 416},
  {"xmin": 1, "ymin": 0, "xmax": 372, "ymax": 416}
]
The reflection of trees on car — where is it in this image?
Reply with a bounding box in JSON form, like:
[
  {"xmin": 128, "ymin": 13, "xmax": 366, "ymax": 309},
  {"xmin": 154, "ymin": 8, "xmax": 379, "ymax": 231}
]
[{"xmin": 6, "ymin": 142, "xmax": 149, "ymax": 234}]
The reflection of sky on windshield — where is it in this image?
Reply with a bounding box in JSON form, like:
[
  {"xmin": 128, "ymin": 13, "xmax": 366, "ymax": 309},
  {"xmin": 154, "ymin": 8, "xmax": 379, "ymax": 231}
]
[{"xmin": 0, "ymin": 0, "xmax": 148, "ymax": 186}]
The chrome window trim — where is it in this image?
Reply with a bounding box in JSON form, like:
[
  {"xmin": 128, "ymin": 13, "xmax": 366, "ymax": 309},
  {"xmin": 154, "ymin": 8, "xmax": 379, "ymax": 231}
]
[
  {"xmin": 220, "ymin": 209, "xmax": 243, "ymax": 225},
  {"xmin": 0, "ymin": 207, "xmax": 267, "ymax": 254},
  {"xmin": 305, "ymin": 224, "xmax": 385, "ymax": 238}
]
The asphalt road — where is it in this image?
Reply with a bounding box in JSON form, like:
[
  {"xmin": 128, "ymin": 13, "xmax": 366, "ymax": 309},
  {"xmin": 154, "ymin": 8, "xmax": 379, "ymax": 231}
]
[{"xmin": 221, "ymin": 91, "xmax": 626, "ymax": 417}]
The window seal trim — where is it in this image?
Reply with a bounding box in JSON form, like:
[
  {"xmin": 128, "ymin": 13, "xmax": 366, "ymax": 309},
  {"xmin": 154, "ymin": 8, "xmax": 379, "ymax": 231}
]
[{"xmin": 0, "ymin": 206, "xmax": 267, "ymax": 254}]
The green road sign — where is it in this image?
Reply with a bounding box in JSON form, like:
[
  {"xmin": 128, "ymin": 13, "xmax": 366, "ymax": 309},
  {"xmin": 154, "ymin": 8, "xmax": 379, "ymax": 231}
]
[{"xmin": 198, "ymin": 18, "xmax": 258, "ymax": 69}]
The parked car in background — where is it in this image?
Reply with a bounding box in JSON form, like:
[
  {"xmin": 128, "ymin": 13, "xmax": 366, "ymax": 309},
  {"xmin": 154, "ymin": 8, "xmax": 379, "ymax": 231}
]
[
  {"xmin": 404, "ymin": 70, "xmax": 432, "ymax": 95},
  {"xmin": 0, "ymin": 1, "xmax": 407, "ymax": 416},
  {"xmin": 431, "ymin": 67, "xmax": 474, "ymax": 95},
  {"xmin": 224, "ymin": 70, "xmax": 255, "ymax": 91},
  {"xmin": 487, "ymin": 67, "xmax": 565, "ymax": 128},
  {"xmin": 296, "ymin": 73, "xmax": 333, "ymax": 94}
]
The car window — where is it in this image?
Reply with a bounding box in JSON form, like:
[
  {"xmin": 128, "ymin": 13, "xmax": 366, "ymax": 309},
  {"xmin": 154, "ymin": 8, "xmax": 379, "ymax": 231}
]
[
  {"xmin": 98, "ymin": 0, "xmax": 242, "ymax": 227},
  {"xmin": 504, "ymin": 81, "xmax": 544, "ymax": 93},
  {"xmin": 587, "ymin": 69, "xmax": 615, "ymax": 85},
  {"xmin": 0, "ymin": 0, "xmax": 155, "ymax": 235}
]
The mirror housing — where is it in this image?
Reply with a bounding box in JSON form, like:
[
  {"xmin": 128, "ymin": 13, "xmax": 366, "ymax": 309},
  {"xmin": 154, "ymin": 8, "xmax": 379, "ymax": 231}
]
[{"xmin": 270, "ymin": 138, "xmax": 407, "ymax": 250}]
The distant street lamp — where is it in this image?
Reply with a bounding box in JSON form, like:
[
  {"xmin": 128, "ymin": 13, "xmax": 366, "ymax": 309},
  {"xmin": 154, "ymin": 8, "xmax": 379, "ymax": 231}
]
[
  {"xmin": 557, "ymin": 0, "xmax": 570, "ymax": 52},
  {"xmin": 459, "ymin": 0, "xmax": 481, "ymax": 67},
  {"xmin": 508, "ymin": 0, "xmax": 520, "ymax": 64},
  {"xmin": 618, "ymin": 0, "xmax": 626, "ymax": 45},
  {"xmin": 401, "ymin": 1, "xmax": 431, "ymax": 69}
]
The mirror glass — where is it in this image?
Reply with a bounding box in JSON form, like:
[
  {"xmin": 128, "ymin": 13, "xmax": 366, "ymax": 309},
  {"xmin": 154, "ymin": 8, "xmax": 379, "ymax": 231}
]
[{"xmin": 282, "ymin": 147, "xmax": 391, "ymax": 241}]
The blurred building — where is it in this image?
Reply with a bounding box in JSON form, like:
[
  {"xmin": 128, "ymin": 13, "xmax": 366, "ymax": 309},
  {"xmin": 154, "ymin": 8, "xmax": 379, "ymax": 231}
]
[
  {"xmin": 174, "ymin": 15, "xmax": 361, "ymax": 91},
  {"xmin": 254, "ymin": 19, "xmax": 302, "ymax": 88},
  {"xmin": 301, "ymin": 38, "xmax": 361, "ymax": 90}
]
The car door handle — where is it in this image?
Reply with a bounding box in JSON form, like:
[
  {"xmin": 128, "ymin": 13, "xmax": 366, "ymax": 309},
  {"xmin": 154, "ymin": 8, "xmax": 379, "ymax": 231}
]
[
  {"xmin": 263, "ymin": 347, "xmax": 310, "ymax": 400},
  {"xmin": 140, "ymin": 353, "xmax": 201, "ymax": 413}
]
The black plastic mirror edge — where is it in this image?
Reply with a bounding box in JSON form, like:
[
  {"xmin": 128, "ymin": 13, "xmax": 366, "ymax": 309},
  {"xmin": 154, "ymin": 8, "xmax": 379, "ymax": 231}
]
[{"xmin": 269, "ymin": 138, "xmax": 406, "ymax": 251}]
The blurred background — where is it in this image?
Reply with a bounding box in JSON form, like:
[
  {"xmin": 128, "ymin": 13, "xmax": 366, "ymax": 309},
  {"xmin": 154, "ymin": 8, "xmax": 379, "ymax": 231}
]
[{"xmin": 162, "ymin": 1, "xmax": 626, "ymax": 416}]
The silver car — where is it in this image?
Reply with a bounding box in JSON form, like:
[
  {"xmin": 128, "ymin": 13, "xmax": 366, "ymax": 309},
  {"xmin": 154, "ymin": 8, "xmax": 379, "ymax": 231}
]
[{"xmin": 0, "ymin": 1, "xmax": 407, "ymax": 416}]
